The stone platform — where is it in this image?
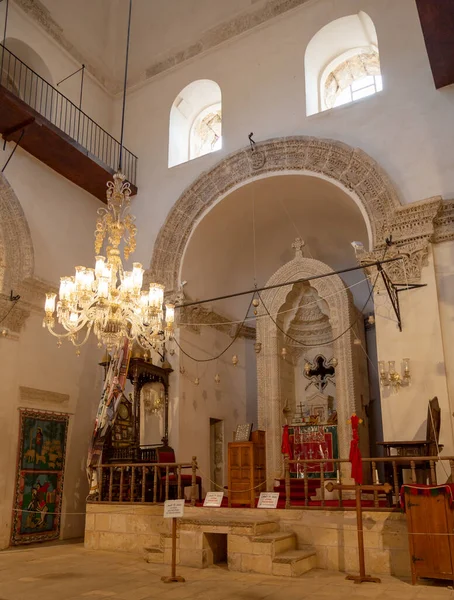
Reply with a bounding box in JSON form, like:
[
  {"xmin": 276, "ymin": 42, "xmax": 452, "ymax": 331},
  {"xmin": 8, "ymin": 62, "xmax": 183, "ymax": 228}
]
[{"xmin": 85, "ymin": 503, "xmax": 411, "ymax": 578}]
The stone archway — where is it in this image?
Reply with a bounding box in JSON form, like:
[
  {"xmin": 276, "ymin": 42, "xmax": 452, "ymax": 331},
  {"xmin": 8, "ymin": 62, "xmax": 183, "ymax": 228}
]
[
  {"xmin": 256, "ymin": 245, "xmax": 360, "ymax": 480},
  {"xmin": 149, "ymin": 136, "xmax": 402, "ymax": 296},
  {"xmin": 0, "ymin": 173, "xmax": 38, "ymax": 336},
  {"xmin": 0, "ymin": 174, "xmax": 34, "ymax": 294}
]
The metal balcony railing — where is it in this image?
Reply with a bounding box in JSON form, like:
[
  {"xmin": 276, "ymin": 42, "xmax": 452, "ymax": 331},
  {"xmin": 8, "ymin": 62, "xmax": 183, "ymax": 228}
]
[{"xmin": 0, "ymin": 44, "xmax": 137, "ymax": 186}]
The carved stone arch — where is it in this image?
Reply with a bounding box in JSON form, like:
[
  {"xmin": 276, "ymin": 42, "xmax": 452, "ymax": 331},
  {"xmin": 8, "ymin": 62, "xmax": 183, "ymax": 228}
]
[
  {"xmin": 0, "ymin": 174, "xmax": 34, "ymax": 293},
  {"xmin": 256, "ymin": 251, "xmax": 358, "ymax": 481},
  {"xmin": 149, "ymin": 136, "xmax": 402, "ymax": 296}
]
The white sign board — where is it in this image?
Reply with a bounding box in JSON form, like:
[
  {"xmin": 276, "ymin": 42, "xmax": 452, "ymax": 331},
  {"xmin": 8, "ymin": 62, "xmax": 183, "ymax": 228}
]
[
  {"xmin": 164, "ymin": 499, "xmax": 185, "ymax": 518},
  {"xmin": 257, "ymin": 492, "xmax": 280, "ymax": 509},
  {"xmin": 203, "ymin": 492, "xmax": 224, "ymax": 507}
]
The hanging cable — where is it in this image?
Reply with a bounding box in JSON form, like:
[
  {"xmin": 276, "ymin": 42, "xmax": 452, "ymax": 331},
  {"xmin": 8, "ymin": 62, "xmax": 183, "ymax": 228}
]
[
  {"xmin": 172, "ymin": 294, "xmax": 255, "ymax": 363},
  {"xmin": 178, "ymin": 276, "xmax": 370, "ymax": 328}
]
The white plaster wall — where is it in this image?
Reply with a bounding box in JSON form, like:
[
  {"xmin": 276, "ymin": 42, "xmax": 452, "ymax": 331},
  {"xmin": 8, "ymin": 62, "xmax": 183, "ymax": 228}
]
[
  {"xmin": 118, "ymin": 0, "xmax": 454, "ymax": 273},
  {"xmin": 375, "ymin": 249, "xmax": 454, "ymax": 466},
  {"xmin": 0, "ymin": 315, "xmax": 102, "ymax": 549},
  {"xmin": 0, "ymin": 3, "xmax": 115, "ymax": 549},
  {"xmin": 174, "ymin": 326, "xmax": 254, "ymax": 495}
]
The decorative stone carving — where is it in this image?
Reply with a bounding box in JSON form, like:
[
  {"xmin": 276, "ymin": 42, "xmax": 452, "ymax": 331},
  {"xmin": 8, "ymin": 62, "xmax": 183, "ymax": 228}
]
[
  {"xmin": 0, "ymin": 174, "xmax": 34, "ymax": 294},
  {"xmin": 179, "ymin": 303, "xmax": 255, "ymax": 340},
  {"xmin": 434, "ymin": 200, "xmax": 454, "ymax": 243},
  {"xmin": 256, "ymin": 242, "xmax": 360, "ymax": 481},
  {"xmin": 149, "ymin": 137, "xmax": 402, "ymax": 296},
  {"xmin": 19, "ymin": 386, "xmax": 70, "ymax": 405}
]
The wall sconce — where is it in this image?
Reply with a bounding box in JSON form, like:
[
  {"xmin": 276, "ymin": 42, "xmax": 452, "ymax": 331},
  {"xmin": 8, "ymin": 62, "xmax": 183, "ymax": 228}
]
[{"xmin": 379, "ymin": 359, "xmax": 411, "ymax": 392}]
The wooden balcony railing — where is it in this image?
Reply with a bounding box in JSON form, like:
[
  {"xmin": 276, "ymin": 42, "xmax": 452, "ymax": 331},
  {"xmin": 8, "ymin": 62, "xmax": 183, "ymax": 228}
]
[
  {"xmin": 95, "ymin": 457, "xmax": 199, "ymax": 505},
  {"xmin": 283, "ymin": 455, "xmax": 454, "ymax": 510}
]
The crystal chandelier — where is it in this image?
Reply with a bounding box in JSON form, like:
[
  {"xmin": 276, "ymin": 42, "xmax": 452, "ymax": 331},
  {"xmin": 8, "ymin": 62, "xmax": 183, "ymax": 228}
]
[{"xmin": 43, "ymin": 171, "xmax": 174, "ymax": 353}]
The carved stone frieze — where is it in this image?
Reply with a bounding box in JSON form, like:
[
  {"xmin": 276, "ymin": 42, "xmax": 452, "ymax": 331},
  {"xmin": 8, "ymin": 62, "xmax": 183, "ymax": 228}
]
[
  {"xmin": 434, "ymin": 200, "xmax": 454, "ymax": 243},
  {"xmin": 19, "ymin": 385, "xmax": 70, "ymax": 405},
  {"xmin": 14, "ymin": 0, "xmax": 313, "ymax": 93},
  {"xmin": 179, "ymin": 303, "xmax": 255, "ymax": 340},
  {"xmin": 357, "ymin": 240, "xmax": 430, "ymax": 286},
  {"xmin": 150, "ymin": 137, "xmax": 402, "ymax": 297}
]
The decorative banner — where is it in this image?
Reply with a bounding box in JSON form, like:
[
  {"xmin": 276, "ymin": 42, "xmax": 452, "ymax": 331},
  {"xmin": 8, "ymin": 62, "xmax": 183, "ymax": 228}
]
[
  {"xmin": 164, "ymin": 499, "xmax": 185, "ymax": 518},
  {"xmin": 203, "ymin": 492, "xmax": 224, "ymax": 507},
  {"xmin": 86, "ymin": 338, "xmax": 131, "ymax": 498},
  {"xmin": 11, "ymin": 409, "xmax": 69, "ymax": 545},
  {"xmin": 258, "ymin": 492, "xmax": 280, "ymax": 509}
]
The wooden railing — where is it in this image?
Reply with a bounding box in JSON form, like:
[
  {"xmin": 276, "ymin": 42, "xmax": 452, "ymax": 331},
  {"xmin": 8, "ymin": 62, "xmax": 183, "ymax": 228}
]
[
  {"xmin": 96, "ymin": 457, "xmax": 199, "ymax": 505},
  {"xmin": 283, "ymin": 455, "xmax": 454, "ymax": 510}
]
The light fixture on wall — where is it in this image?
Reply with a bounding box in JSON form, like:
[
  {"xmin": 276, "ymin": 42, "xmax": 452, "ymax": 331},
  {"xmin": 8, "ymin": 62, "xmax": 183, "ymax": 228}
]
[
  {"xmin": 42, "ymin": 0, "xmax": 173, "ymax": 354},
  {"xmin": 379, "ymin": 359, "xmax": 411, "ymax": 392}
]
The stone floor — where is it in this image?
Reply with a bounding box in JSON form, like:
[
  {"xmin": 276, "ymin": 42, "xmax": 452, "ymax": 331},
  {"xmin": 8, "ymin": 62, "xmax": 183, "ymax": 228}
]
[{"xmin": 1, "ymin": 541, "xmax": 453, "ymax": 600}]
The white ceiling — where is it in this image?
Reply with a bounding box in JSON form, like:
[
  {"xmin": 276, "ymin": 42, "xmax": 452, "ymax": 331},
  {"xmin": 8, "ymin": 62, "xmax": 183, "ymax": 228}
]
[
  {"xmin": 181, "ymin": 174, "xmax": 370, "ymax": 321},
  {"xmin": 37, "ymin": 0, "xmax": 269, "ymax": 88}
]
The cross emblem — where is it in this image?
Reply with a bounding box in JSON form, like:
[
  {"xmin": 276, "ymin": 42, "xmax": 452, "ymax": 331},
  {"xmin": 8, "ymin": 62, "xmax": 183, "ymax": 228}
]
[
  {"xmin": 304, "ymin": 355, "xmax": 336, "ymax": 392},
  {"xmin": 292, "ymin": 237, "xmax": 305, "ymax": 257}
]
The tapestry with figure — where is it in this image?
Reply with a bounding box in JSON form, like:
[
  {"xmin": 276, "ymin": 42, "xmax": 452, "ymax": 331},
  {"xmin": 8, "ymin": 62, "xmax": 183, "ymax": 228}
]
[{"xmin": 11, "ymin": 409, "xmax": 69, "ymax": 545}]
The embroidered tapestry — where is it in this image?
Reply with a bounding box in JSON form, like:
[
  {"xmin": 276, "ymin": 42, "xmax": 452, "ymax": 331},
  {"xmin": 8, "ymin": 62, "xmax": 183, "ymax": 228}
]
[{"xmin": 11, "ymin": 409, "xmax": 69, "ymax": 545}]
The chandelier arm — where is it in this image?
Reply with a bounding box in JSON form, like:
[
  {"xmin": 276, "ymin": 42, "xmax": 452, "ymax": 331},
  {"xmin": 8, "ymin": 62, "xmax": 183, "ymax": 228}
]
[
  {"xmin": 70, "ymin": 324, "xmax": 94, "ymax": 347},
  {"xmin": 45, "ymin": 324, "xmax": 76, "ymax": 340}
]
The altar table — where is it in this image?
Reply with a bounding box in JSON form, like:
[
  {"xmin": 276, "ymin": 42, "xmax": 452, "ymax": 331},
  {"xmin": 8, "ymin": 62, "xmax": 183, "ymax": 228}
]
[{"xmin": 286, "ymin": 425, "xmax": 338, "ymax": 479}]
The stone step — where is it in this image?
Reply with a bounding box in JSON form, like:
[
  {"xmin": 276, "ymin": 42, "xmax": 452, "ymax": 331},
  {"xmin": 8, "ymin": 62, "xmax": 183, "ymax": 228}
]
[
  {"xmin": 179, "ymin": 517, "xmax": 278, "ymax": 536},
  {"xmin": 143, "ymin": 546, "xmax": 164, "ymax": 564},
  {"xmin": 272, "ymin": 547, "xmax": 317, "ymax": 577},
  {"xmin": 251, "ymin": 532, "xmax": 296, "ymax": 556}
]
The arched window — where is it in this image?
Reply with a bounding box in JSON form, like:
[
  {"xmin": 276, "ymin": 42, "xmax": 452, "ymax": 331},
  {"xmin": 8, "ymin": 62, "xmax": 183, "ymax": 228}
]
[
  {"xmin": 323, "ymin": 49, "xmax": 382, "ymax": 110},
  {"xmin": 168, "ymin": 80, "xmax": 222, "ymax": 168},
  {"xmin": 304, "ymin": 12, "xmax": 381, "ymax": 116}
]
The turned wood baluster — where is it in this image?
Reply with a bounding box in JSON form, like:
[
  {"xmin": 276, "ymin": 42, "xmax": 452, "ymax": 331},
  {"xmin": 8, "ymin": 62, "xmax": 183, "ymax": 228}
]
[
  {"xmin": 165, "ymin": 466, "xmax": 170, "ymax": 501},
  {"xmin": 430, "ymin": 460, "xmax": 437, "ymax": 485},
  {"xmin": 372, "ymin": 461, "xmax": 379, "ymax": 508},
  {"xmin": 141, "ymin": 466, "xmax": 146, "ymax": 503},
  {"xmin": 392, "ymin": 461, "xmax": 399, "ymax": 506},
  {"xmin": 177, "ymin": 465, "xmax": 182, "ymax": 500},
  {"xmin": 284, "ymin": 455, "xmax": 290, "ymax": 509},
  {"xmin": 320, "ymin": 462, "xmax": 325, "ymax": 508},
  {"xmin": 338, "ymin": 462, "xmax": 343, "ymax": 508},
  {"xmin": 131, "ymin": 466, "xmax": 135, "ymax": 502},
  {"xmin": 97, "ymin": 467, "xmax": 102, "ymax": 501},
  {"xmin": 410, "ymin": 460, "xmax": 416, "ymax": 484},
  {"xmin": 191, "ymin": 456, "xmax": 197, "ymax": 506},
  {"xmin": 119, "ymin": 467, "xmax": 124, "ymax": 503},
  {"xmin": 304, "ymin": 463, "xmax": 309, "ymax": 507},
  {"xmin": 108, "ymin": 466, "xmax": 113, "ymax": 502},
  {"xmin": 153, "ymin": 465, "xmax": 158, "ymax": 503}
]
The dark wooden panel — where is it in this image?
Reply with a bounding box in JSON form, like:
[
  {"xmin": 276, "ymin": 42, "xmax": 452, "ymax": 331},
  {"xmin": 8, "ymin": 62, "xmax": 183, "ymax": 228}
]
[
  {"xmin": 415, "ymin": 0, "xmax": 454, "ymax": 89},
  {"xmin": 0, "ymin": 85, "xmax": 138, "ymax": 202}
]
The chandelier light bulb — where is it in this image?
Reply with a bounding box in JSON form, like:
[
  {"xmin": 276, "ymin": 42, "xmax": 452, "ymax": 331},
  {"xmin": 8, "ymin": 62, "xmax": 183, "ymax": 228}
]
[
  {"xmin": 232, "ymin": 354, "xmax": 239, "ymax": 367},
  {"xmin": 194, "ymin": 377, "xmax": 200, "ymax": 385},
  {"xmin": 214, "ymin": 373, "xmax": 221, "ymax": 384}
]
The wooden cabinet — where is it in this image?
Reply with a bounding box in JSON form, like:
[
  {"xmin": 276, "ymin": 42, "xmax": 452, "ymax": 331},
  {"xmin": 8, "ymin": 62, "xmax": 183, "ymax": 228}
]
[
  {"xmin": 403, "ymin": 485, "xmax": 454, "ymax": 585},
  {"xmin": 228, "ymin": 430, "xmax": 266, "ymax": 507}
]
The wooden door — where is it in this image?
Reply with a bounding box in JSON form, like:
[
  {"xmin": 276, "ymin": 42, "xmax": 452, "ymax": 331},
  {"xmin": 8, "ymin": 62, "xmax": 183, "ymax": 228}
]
[
  {"xmin": 228, "ymin": 442, "xmax": 253, "ymax": 506},
  {"xmin": 406, "ymin": 492, "xmax": 453, "ymax": 579}
]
